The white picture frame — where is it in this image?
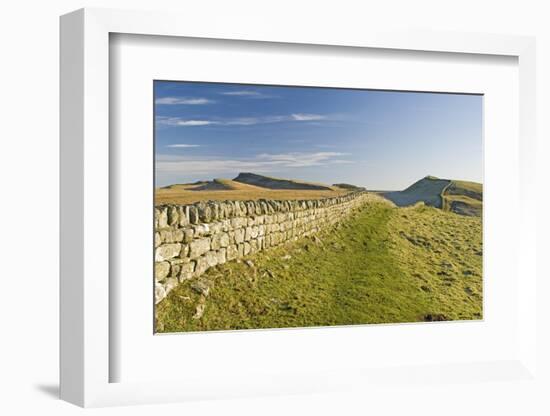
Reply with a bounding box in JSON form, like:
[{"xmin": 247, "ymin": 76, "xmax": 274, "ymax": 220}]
[{"xmin": 60, "ymin": 7, "xmax": 537, "ymax": 407}]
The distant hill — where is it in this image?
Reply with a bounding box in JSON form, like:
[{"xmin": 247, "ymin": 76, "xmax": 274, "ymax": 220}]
[
  {"xmin": 233, "ymin": 172, "xmax": 334, "ymax": 191},
  {"xmin": 380, "ymin": 176, "xmax": 482, "ymax": 216},
  {"xmin": 332, "ymin": 183, "xmax": 366, "ymax": 191},
  {"xmin": 442, "ymin": 180, "xmax": 482, "ymax": 216}
]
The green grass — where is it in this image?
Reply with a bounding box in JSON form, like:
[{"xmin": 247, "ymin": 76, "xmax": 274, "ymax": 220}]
[
  {"xmin": 156, "ymin": 196, "xmax": 482, "ymax": 332},
  {"xmin": 442, "ymin": 180, "xmax": 483, "ymax": 216}
]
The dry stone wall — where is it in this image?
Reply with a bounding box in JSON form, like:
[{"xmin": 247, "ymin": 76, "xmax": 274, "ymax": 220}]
[{"xmin": 154, "ymin": 191, "xmax": 369, "ymax": 303}]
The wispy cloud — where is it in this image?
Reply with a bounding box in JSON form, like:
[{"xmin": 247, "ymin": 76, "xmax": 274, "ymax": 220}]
[
  {"xmin": 256, "ymin": 152, "xmax": 350, "ymax": 167},
  {"xmin": 155, "ymin": 97, "xmax": 214, "ymax": 105},
  {"xmin": 156, "ymin": 114, "xmax": 329, "ymax": 127},
  {"xmin": 156, "ymin": 152, "xmax": 353, "ymax": 176},
  {"xmin": 291, "ymin": 113, "xmax": 326, "ymax": 121},
  {"xmin": 166, "ymin": 144, "xmax": 201, "ymax": 148},
  {"xmin": 220, "ymin": 90, "xmax": 277, "ymax": 99}
]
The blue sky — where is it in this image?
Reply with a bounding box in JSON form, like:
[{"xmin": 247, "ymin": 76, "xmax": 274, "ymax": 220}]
[{"xmin": 155, "ymin": 81, "xmax": 482, "ymax": 190}]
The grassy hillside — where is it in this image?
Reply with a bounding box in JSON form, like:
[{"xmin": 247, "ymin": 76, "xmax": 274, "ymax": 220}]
[
  {"xmin": 156, "ymin": 194, "xmax": 482, "ymax": 332},
  {"xmin": 442, "ymin": 180, "xmax": 483, "ymax": 216},
  {"xmin": 380, "ymin": 176, "xmax": 482, "ymax": 217},
  {"xmin": 155, "ymin": 184, "xmax": 348, "ymax": 205},
  {"xmin": 155, "ymin": 174, "xmax": 352, "ymax": 205},
  {"xmin": 234, "ymin": 172, "xmax": 335, "ymax": 191},
  {"xmin": 381, "ymin": 176, "xmax": 451, "ymax": 208}
]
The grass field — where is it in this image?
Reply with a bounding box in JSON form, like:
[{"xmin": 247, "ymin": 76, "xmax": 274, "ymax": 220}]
[
  {"xmin": 156, "ymin": 194, "xmax": 482, "ymax": 332},
  {"xmin": 155, "ymin": 178, "xmax": 349, "ymax": 205}
]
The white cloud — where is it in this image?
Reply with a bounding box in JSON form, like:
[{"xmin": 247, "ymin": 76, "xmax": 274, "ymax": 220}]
[
  {"xmin": 256, "ymin": 152, "xmax": 350, "ymax": 167},
  {"xmin": 156, "ymin": 114, "xmax": 329, "ymax": 127},
  {"xmin": 221, "ymin": 90, "xmax": 262, "ymax": 96},
  {"xmin": 166, "ymin": 144, "xmax": 201, "ymax": 148},
  {"xmin": 219, "ymin": 90, "xmax": 277, "ymax": 99},
  {"xmin": 155, "ymin": 97, "xmax": 214, "ymax": 105},
  {"xmin": 156, "ymin": 152, "xmax": 353, "ymax": 176},
  {"xmin": 291, "ymin": 113, "xmax": 326, "ymax": 121}
]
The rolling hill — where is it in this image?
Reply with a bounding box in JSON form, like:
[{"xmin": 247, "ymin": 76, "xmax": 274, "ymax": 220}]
[
  {"xmin": 155, "ymin": 173, "xmax": 352, "ymax": 205},
  {"xmin": 380, "ymin": 176, "xmax": 482, "ymax": 216},
  {"xmin": 233, "ymin": 172, "xmax": 335, "ymax": 191}
]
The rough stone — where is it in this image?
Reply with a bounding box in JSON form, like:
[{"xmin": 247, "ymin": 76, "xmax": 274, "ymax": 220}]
[
  {"xmin": 226, "ymin": 244, "xmax": 238, "ymax": 261},
  {"xmin": 191, "ymin": 279, "xmax": 210, "ymax": 297},
  {"xmin": 179, "ymin": 262, "xmax": 195, "ymax": 281},
  {"xmin": 164, "ymin": 277, "xmax": 179, "ymax": 293},
  {"xmin": 189, "ymin": 238, "xmax": 211, "ymax": 259},
  {"xmin": 243, "ymin": 241, "xmax": 251, "ymax": 256},
  {"xmin": 219, "ymin": 232, "xmax": 230, "ymax": 247},
  {"xmin": 193, "ymin": 299, "xmax": 206, "ymax": 320},
  {"xmin": 157, "ymin": 208, "xmax": 168, "ymax": 228},
  {"xmin": 155, "ymin": 244, "xmax": 181, "ymax": 261},
  {"xmin": 234, "ymin": 228, "xmax": 245, "ymax": 244},
  {"xmin": 180, "ymin": 244, "xmax": 190, "ymax": 258},
  {"xmin": 160, "ymin": 229, "xmax": 183, "ymax": 243},
  {"xmin": 210, "ymin": 233, "xmax": 222, "ymax": 250},
  {"xmin": 188, "ymin": 206, "xmax": 199, "ymax": 224},
  {"xmin": 170, "ymin": 263, "xmax": 181, "ymax": 278},
  {"xmin": 183, "ymin": 228, "xmax": 194, "ymax": 243},
  {"xmin": 194, "ymin": 256, "xmax": 210, "ymax": 276},
  {"xmin": 155, "ymin": 283, "xmax": 166, "ymax": 304},
  {"xmin": 198, "ymin": 203, "xmax": 212, "ymax": 222},
  {"xmin": 217, "ymin": 248, "xmax": 227, "ymax": 265},
  {"xmin": 205, "ymin": 250, "xmax": 219, "ymax": 268},
  {"xmin": 167, "ymin": 206, "xmax": 179, "ymax": 226},
  {"xmin": 155, "ymin": 261, "xmax": 170, "ymax": 281},
  {"xmin": 178, "ymin": 206, "xmax": 189, "ymax": 226}
]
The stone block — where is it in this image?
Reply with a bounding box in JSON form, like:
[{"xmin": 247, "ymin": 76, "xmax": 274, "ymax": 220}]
[
  {"xmin": 217, "ymin": 248, "xmax": 227, "ymax": 265},
  {"xmin": 205, "ymin": 250, "xmax": 218, "ymax": 268},
  {"xmin": 155, "ymin": 283, "xmax": 166, "ymax": 304},
  {"xmin": 167, "ymin": 206, "xmax": 179, "ymax": 226},
  {"xmin": 155, "ymin": 261, "xmax": 170, "ymax": 282},
  {"xmin": 243, "ymin": 241, "xmax": 251, "ymax": 256},
  {"xmin": 188, "ymin": 205, "xmax": 199, "ymax": 224},
  {"xmin": 194, "ymin": 256, "xmax": 210, "ymax": 276},
  {"xmin": 219, "ymin": 232, "xmax": 230, "ymax": 247},
  {"xmin": 183, "ymin": 228, "xmax": 194, "ymax": 243},
  {"xmin": 234, "ymin": 228, "xmax": 245, "ymax": 244},
  {"xmin": 250, "ymin": 226, "xmax": 259, "ymax": 239},
  {"xmin": 157, "ymin": 207, "xmax": 168, "ymax": 228},
  {"xmin": 198, "ymin": 203, "xmax": 212, "ymax": 222},
  {"xmin": 189, "ymin": 238, "xmax": 211, "ymax": 259},
  {"xmin": 177, "ymin": 206, "xmax": 189, "ymax": 226},
  {"xmin": 155, "ymin": 244, "xmax": 181, "ymax": 261},
  {"xmin": 226, "ymin": 244, "xmax": 238, "ymax": 260},
  {"xmin": 179, "ymin": 261, "xmax": 195, "ymax": 281},
  {"xmin": 210, "ymin": 234, "xmax": 222, "ymax": 250},
  {"xmin": 164, "ymin": 277, "xmax": 179, "ymax": 293}
]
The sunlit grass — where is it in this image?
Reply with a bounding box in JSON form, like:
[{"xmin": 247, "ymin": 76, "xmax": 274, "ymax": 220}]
[{"xmin": 156, "ymin": 196, "xmax": 482, "ymax": 332}]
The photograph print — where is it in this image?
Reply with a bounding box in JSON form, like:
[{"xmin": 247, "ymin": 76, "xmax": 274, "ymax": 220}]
[{"xmin": 154, "ymin": 80, "xmax": 483, "ymax": 333}]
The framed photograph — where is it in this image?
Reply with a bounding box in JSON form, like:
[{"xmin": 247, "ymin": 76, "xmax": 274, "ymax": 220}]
[
  {"xmin": 152, "ymin": 80, "xmax": 484, "ymax": 332},
  {"xmin": 60, "ymin": 8, "xmax": 537, "ymax": 407}
]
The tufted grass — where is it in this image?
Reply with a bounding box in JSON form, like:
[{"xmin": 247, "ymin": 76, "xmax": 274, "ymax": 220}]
[{"xmin": 155, "ymin": 195, "xmax": 482, "ymax": 333}]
